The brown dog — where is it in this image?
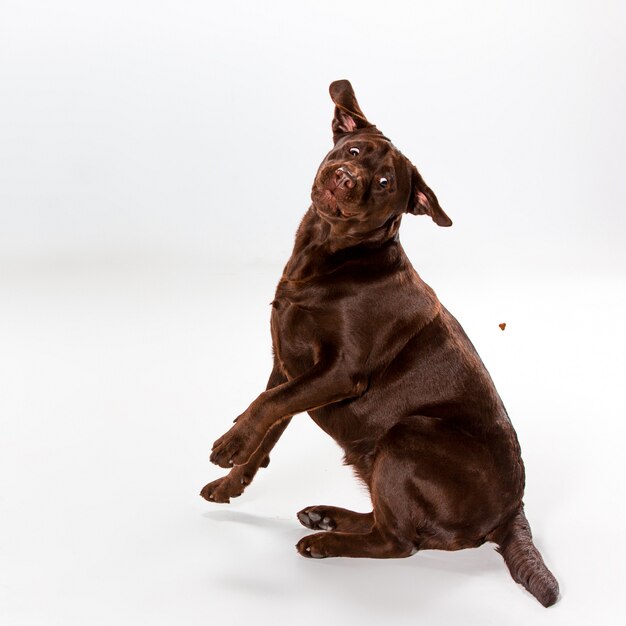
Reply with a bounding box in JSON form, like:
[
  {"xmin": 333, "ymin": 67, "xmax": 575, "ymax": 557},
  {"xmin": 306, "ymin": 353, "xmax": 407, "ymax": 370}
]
[{"xmin": 201, "ymin": 80, "xmax": 559, "ymax": 607}]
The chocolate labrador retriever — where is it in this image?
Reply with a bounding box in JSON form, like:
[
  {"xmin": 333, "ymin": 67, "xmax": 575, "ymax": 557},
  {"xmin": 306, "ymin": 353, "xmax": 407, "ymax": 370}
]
[{"xmin": 201, "ymin": 80, "xmax": 559, "ymax": 607}]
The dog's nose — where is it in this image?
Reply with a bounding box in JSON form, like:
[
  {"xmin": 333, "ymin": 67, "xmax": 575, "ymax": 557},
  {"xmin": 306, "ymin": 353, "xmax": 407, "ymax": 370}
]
[{"xmin": 335, "ymin": 167, "xmax": 356, "ymax": 190}]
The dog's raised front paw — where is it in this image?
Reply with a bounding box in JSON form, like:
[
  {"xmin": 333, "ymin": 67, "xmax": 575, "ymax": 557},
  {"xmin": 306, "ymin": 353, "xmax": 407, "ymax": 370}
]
[
  {"xmin": 200, "ymin": 473, "xmax": 246, "ymax": 503},
  {"xmin": 210, "ymin": 425, "xmax": 255, "ymax": 468}
]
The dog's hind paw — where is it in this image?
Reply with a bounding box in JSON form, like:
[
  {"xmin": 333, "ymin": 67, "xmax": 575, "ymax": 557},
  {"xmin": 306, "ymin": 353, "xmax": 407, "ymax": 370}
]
[
  {"xmin": 297, "ymin": 508, "xmax": 336, "ymax": 531},
  {"xmin": 296, "ymin": 532, "xmax": 332, "ymax": 558},
  {"xmin": 297, "ymin": 505, "xmax": 374, "ymax": 533}
]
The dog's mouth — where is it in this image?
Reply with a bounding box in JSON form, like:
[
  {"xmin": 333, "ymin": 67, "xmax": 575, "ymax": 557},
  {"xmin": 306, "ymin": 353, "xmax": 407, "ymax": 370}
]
[{"xmin": 312, "ymin": 187, "xmax": 358, "ymax": 219}]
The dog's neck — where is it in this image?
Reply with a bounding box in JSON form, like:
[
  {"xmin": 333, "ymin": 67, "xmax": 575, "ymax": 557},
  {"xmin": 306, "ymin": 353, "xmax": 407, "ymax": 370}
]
[{"xmin": 282, "ymin": 206, "xmax": 403, "ymax": 281}]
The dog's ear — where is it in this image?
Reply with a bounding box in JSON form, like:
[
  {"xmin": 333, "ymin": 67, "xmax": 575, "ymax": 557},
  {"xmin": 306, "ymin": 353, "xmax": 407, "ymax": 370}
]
[
  {"xmin": 407, "ymin": 165, "xmax": 452, "ymax": 227},
  {"xmin": 329, "ymin": 80, "xmax": 376, "ymax": 142}
]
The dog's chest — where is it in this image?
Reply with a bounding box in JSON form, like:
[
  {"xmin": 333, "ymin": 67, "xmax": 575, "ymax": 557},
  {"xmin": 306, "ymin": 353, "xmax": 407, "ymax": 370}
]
[{"xmin": 270, "ymin": 282, "xmax": 328, "ymax": 378}]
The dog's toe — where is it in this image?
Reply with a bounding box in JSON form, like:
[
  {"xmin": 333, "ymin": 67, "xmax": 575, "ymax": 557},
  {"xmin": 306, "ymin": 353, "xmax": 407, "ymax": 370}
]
[{"xmin": 297, "ymin": 511, "xmax": 312, "ymax": 527}]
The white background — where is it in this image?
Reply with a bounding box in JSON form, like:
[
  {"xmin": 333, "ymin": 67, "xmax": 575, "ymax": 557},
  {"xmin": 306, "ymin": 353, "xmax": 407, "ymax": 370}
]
[{"xmin": 1, "ymin": 1, "xmax": 625, "ymax": 625}]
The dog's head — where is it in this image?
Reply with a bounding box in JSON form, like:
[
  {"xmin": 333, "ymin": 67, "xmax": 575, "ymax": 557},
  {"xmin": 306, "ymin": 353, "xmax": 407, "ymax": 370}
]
[{"xmin": 312, "ymin": 80, "xmax": 452, "ymax": 236}]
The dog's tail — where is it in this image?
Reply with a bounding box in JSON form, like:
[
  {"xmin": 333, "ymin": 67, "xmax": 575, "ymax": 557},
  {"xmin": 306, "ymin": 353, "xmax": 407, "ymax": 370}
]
[{"xmin": 492, "ymin": 507, "xmax": 559, "ymax": 607}]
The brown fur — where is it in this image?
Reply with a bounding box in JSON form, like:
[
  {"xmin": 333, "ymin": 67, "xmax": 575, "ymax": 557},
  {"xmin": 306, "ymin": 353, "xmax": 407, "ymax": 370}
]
[{"xmin": 201, "ymin": 80, "xmax": 559, "ymax": 607}]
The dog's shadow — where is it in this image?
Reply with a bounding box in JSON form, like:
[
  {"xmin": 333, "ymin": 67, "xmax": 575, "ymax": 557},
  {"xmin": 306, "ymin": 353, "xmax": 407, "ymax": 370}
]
[{"xmin": 203, "ymin": 509, "xmax": 296, "ymax": 531}]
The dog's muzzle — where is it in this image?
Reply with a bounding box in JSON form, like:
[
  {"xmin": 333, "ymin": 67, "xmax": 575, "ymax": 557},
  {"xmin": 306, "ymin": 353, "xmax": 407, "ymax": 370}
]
[{"xmin": 334, "ymin": 166, "xmax": 356, "ymax": 190}]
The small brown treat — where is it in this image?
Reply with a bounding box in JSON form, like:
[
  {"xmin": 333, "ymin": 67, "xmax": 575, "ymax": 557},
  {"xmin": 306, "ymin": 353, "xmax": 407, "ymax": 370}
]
[{"xmin": 499, "ymin": 323, "xmax": 506, "ymax": 331}]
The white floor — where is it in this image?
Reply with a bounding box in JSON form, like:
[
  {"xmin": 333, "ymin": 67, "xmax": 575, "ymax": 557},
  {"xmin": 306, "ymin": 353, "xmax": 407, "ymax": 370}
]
[{"xmin": 1, "ymin": 256, "xmax": 624, "ymax": 626}]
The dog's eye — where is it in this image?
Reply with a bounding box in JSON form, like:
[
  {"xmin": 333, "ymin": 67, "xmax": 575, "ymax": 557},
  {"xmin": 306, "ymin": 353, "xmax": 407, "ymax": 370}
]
[
  {"xmin": 379, "ymin": 177, "xmax": 389, "ymax": 188},
  {"xmin": 349, "ymin": 147, "xmax": 360, "ymax": 156}
]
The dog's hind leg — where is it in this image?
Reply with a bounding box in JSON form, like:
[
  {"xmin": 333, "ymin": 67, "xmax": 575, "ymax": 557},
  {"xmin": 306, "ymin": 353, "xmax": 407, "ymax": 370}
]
[
  {"xmin": 296, "ymin": 438, "xmax": 419, "ymax": 558},
  {"xmin": 297, "ymin": 506, "xmax": 374, "ymax": 533},
  {"xmin": 296, "ymin": 524, "xmax": 416, "ymax": 558}
]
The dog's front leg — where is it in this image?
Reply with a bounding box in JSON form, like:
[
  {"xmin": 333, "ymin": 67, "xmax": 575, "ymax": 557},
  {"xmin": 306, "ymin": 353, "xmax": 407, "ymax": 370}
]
[
  {"xmin": 201, "ymin": 364, "xmax": 289, "ymax": 502},
  {"xmin": 200, "ymin": 418, "xmax": 292, "ymax": 502},
  {"xmin": 210, "ymin": 355, "xmax": 363, "ymax": 469}
]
